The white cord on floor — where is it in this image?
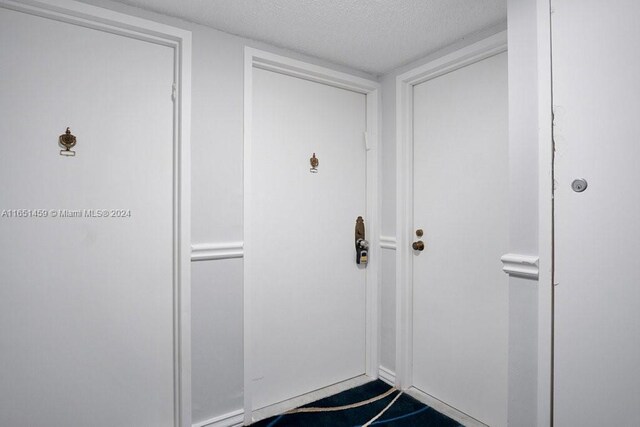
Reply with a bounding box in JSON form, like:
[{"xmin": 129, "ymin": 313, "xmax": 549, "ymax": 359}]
[{"xmin": 361, "ymin": 390, "xmax": 403, "ymax": 427}]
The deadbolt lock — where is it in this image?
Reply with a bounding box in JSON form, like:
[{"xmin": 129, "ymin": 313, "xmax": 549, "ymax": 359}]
[
  {"xmin": 416, "ymin": 229, "xmax": 423, "ymax": 237},
  {"xmin": 571, "ymin": 178, "xmax": 588, "ymax": 193},
  {"xmin": 412, "ymin": 240, "xmax": 425, "ymax": 251}
]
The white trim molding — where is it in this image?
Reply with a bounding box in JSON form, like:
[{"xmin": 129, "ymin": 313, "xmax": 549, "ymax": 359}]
[
  {"xmin": 243, "ymin": 47, "xmax": 381, "ymax": 426},
  {"xmin": 251, "ymin": 375, "xmax": 371, "ymax": 424},
  {"xmin": 405, "ymin": 388, "xmax": 487, "ymax": 427},
  {"xmin": 0, "ymin": 1, "xmax": 193, "ymax": 426},
  {"xmin": 501, "ymin": 253, "xmax": 540, "ymax": 280},
  {"xmin": 379, "ymin": 236, "xmax": 397, "ymax": 250},
  {"xmin": 192, "ymin": 409, "xmax": 243, "ymax": 427},
  {"xmin": 191, "ymin": 242, "xmax": 244, "ymax": 261},
  {"xmin": 395, "ymin": 31, "xmax": 508, "ymax": 391},
  {"xmin": 378, "ymin": 366, "xmax": 396, "ymax": 386}
]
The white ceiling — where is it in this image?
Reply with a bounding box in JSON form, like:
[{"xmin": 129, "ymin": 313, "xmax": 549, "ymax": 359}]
[{"xmin": 110, "ymin": 0, "xmax": 507, "ymax": 75}]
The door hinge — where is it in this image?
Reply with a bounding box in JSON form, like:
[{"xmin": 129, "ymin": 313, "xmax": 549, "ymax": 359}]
[
  {"xmin": 364, "ymin": 131, "xmax": 371, "ymax": 151},
  {"xmin": 172, "ymin": 83, "xmax": 177, "ymax": 102}
]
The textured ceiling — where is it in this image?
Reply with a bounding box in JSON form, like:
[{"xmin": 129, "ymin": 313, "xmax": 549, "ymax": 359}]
[{"xmin": 109, "ymin": 0, "xmax": 506, "ymax": 75}]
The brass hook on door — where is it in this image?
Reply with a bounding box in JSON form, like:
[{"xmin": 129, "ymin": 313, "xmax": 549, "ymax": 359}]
[
  {"xmin": 310, "ymin": 153, "xmax": 319, "ymax": 173},
  {"xmin": 59, "ymin": 127, "xmax": 77, "ymax": 157}
]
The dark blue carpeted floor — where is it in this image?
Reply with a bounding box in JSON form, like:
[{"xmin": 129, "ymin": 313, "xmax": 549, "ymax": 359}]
[{"xmin": 251, "ymin": 380, "xmax": 462, "ymax": 426}]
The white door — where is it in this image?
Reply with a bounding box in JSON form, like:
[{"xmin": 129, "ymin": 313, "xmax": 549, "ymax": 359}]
[
  {"xmin": 249, "ymin": 67, "xmax": 367, "ymax": 410},
  {"xmin": 0, "ymin": 8, "xmax": 177, "ymax": 427},
  {"xmin": 411, "ymin": 52, "xmax": 509, "ymax": 426},
  {"xmin": 552, "ymin": 1, "xmax": 640, "ymax": 425}
]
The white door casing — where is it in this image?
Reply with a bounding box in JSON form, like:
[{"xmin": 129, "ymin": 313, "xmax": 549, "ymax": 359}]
[
  {"xmin": 552, "ymin": 1, "xmax": 640, "ymax": 425},
  {"xmin": 244, "ymin": 48, "xmax": 380, "ymax": 424},
  {"xmin": 0, "ymin": 1, "xmax": 191, "ymax": 426}
]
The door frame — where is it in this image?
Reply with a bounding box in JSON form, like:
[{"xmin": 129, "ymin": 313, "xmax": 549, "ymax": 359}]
[
  {"xmin": 243, "ymin": 47, "xmax": 380, "ymax": 424},
  {"xmin": 0, "ymin": 1, "xmax": 193, "ymax": 426},
  {"xmin": 536, "ymin": 0, "xmax": 554, "ymax": 425},
  {"xmin": 394, "ymin": 31, "xmax": 508, "ymax": 390}
]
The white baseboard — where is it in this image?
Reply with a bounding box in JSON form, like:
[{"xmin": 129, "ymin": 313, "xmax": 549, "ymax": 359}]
[
  {"xmin": 405, "ymin": 387, "xmax": 487, "ymax": 427},
  {"xmin": 192, "ymin": 409, "xmax": 244, "ymax": 427},
  {"xmin": 378, "ymin": 366, "xmax": 396, "ymax": 386},
  {"xmin": 195, "ymin": 375, "xmax": 486, "ymax": 427},
  {"xmin": 250, "ymin": 375, "xmax": 372, "ymax": 424}
]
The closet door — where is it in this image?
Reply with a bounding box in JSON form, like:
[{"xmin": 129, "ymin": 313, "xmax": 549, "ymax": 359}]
[
  {"xmin": 553, "ymin": 1, "xmax": 640, "ymax": 425},
  {"xmin": 411, "ymin": 52, "xmax": 509, "ymax": 427},
  {"xmin": 0, "ymin": 7, "xmax": 177, "ymax": 426}
]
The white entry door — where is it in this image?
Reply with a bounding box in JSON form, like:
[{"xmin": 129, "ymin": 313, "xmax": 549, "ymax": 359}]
[
  {"xmin": 0, "ymin": 7, "xmax": 178, "ymax": 427},
  {"xmin": 552, "ymin": 1, "xmax": 640, "ymax": 425},
  {"xmin": 411, "ymin": 52, "xmax": 509, "ymax": 426},
  {"xmin": 248, "ymin": 67, "xmax": 367, "ymax": 410}
]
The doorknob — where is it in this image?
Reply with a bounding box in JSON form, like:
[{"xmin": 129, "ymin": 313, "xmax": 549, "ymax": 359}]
[{"xmin": 412, "ymin": 240, "xmax": 425, "ymax": 251}]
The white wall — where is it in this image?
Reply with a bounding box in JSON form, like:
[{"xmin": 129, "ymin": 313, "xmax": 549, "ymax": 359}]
[
  {"xmin": 379, "ymin": 64, "xmax": 397, "ymax": 374},
  {"xmin": 506, "ymin": 0, "xmax": 541, "ymax": 425},
  {"xmin": 76, "ymin": 0, "xmax": 375, "ymax": 424}
]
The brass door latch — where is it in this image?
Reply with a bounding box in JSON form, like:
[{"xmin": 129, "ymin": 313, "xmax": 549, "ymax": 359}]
[{"xmin": 355, "ymin": 216, "xmax": 369, "ymax": 265}]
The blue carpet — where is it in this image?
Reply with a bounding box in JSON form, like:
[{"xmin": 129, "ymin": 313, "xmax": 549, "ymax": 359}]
[{"xmin": 251, "ymin": 380, "xmax": 462, "ymax": 426}]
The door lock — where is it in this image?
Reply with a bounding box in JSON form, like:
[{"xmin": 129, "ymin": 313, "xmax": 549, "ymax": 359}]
[
  {"xmin": 413, "ymin": 229, "xmax": 425, "ymax": 251},
  {"xmin": 571, "ymin": 178, "xmax": 588, "ymax": 193},
  {"xmin": 355, "ymin": 216, "xmax": 369, "ymax": 265},
  {"xmin": 412, "ymin": 240, "xmax": 425, "ymax": 251}
]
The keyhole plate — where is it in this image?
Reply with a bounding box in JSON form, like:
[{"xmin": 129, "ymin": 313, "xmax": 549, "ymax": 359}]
[{"xmin": 571, "ymin": 178, "xmax": 588, "ymax": 193}]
